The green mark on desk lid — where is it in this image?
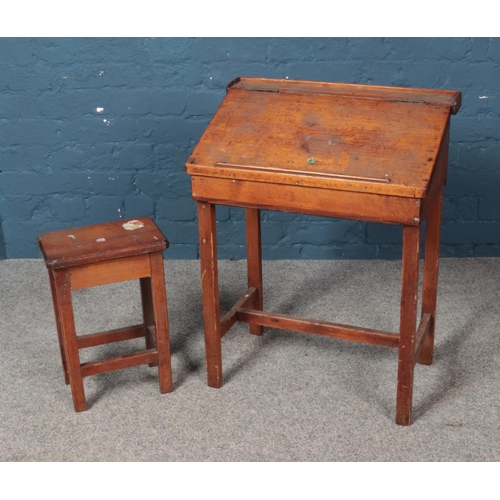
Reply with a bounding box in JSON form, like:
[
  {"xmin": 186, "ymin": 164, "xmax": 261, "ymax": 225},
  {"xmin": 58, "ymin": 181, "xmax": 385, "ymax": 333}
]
[{"xmin": 307, "ymin": 157, "xmax": 315, "ymax": 164}]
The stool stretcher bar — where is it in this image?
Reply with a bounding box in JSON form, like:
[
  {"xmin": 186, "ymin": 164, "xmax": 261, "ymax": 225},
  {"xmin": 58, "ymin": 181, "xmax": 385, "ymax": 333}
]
[
  {"xmin": 76, "ymin": 324, "xmax": 148, "ymax": 349},
  {"xmin": 80, "ymin": 349, "xmax": 159, "ymax": 378}
]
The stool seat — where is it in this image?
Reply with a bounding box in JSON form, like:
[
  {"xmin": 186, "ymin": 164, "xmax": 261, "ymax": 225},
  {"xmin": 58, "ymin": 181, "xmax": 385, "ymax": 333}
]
[
  {"xmin": 38, "ymin": 217, "xmax": 172, "ymax": 412},
  {"xmin": 38, "ymin": 218, "xmax": 167, "ymax": 269}
]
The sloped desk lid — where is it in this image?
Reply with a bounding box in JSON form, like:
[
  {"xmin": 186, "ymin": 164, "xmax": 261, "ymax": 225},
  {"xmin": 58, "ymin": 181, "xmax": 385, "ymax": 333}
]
[{"xmin": 186, "ymin": 77, "xmax": 461, "ymax": 198}]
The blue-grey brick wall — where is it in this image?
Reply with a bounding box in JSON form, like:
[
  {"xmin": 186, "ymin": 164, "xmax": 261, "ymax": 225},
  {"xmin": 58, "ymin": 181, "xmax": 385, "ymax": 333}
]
[{"xmin": 1, "ymin": 37, "xmax": 499, "ymax": 260}]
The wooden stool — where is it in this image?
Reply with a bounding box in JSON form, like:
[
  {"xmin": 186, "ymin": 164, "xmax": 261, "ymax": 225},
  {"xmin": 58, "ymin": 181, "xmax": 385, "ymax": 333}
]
[{"xmin": 38, "ymin": 217, "xmax": 172, "ymax": 412}]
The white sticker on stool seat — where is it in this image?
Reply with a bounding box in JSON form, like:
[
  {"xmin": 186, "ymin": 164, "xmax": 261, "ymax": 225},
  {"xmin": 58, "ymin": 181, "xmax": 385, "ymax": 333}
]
[{"xmin": 122, "ymin": 219, "xmax": 145, "ymax": 231}]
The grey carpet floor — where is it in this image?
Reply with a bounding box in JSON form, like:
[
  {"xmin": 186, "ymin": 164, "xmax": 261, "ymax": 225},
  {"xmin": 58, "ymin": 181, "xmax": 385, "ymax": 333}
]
[{"xmin": 1, "ymin": 258, "xmax": 499, "ymax": 461}]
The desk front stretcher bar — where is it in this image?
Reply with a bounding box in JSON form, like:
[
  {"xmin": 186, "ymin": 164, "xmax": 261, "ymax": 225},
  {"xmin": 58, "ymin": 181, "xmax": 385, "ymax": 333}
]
[{"xmin": 186, "ymin": 77, "xmax": 462, "ymax": 425}]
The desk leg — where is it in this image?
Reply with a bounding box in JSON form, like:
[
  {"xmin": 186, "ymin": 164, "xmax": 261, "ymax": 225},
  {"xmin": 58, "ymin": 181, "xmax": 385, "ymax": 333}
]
[
  {"xmin": 418, "ymin": 188, "xmax": 444, "ymax": 365},
  {"xmin": 246, "ymin": 208, "xmax": 263, "ymax": 335},
  {"xmin": 198, "ymin": 202, "xmax": 222, "ymax": 388},
  {"xmin": 396, "ymin": 224, "xmax": 421, "ymax": 426}
]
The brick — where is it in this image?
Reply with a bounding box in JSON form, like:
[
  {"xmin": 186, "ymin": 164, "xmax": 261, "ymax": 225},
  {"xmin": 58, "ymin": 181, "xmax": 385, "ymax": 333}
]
[
  {"xmin": 441, "ymin": 245, "xmax": 474, "ymax": 257},
  {"xmin": 268, "ymin": 39, "xmax": 314, "ymax": 62},
  {"xmin": 190, "ymin": 38, "xmax": 229, "ymax": 63},
  {"xmin": 348, "ymin": 38, "xmax": 391, "ymax": 60},
  {"xmin": 453, "ymin": 115, "xmax": 500, "ymax": 142},
  {"xmin": 44, "ymin": 146, "xmax": 87, "ymax": 171},
  {"xmin": 0, "ymin": 119, "xmax": 61, "ymax": 146},
  {"xmin": 284, "ymin": 221, "xmax": 363, "ymax": 245},
  {"xmin": 0, "ymin": 215, "xmax": 6, "ymax": 259},
  {"xmin": 0, "ymin": 146, "xmax": 53, "ymax": 172},
  {"xmin": 112, "ymin": 144, "xmax": 153, "ymax": 169},
  {"xmin": 186, "ymin": 92, "xmax": 224, "ymax": 117},
  {"xmin": 227, "ymin": 38, "xmax": 269, "ymax": 61},
  {"xmin": 216, "ymin": 205, "xmax": 231, "ymax": 222},
  {"xmin": 285, "ymin": 61, "xmax": 363, "ymax": 84},
  {"xmin": 442, "ymin": 196, "xmax": 478, "ymax": 221},
  {"xmin": 123, "ymin": 195, "xmax": 155, "ymax": 218},
  {"xmin": 135, "ymin": 172, "xmax": 171, "ymax": 195},
  {"xmin": 218, "ymin": 244, "xmax": 247, "ymax": 260},
  {"xmin": 261, "ymin": 244, "xmax": 302, "ymax": 260},
  {"xmin": 0, "ymin": 38, "xmax": 33, "ymax": 66},
  {"xmin": 229, "ymin": 207, "xmax": 245, "ymax": 221},
  {"xmin": 376, "ymin": 245, "xmax": 403, "ymax": 260},
  {"xmin": 3, "ymin": 219, "xmax": 70, "ymax": 256},
  {"xmin": 427, "ymin": 37, "xmax": 472, "ymax": 62},
  {"xmin": 441, "ymin": 221, "xmax": 500, "ymax": 245},
  {"xmin": 0, "ymin": 60, "xmax": 55, "ymax": 92},
  {"xmin": 135, "ymin": 117, "xmax": 208, "ymax": 147},
  {"xmin": 313, "ymin": 38, "xmax": 350, "ymax": 61},
  {"xmin": 467, "ymin": 38, "xmax": 489, "ymax": 62},
  {"xmin": 87, "ymin": 173, "xmax": 134, "ymax": 195},
  {"xmin": 56, "ymin": 64, "xmax": 111, "ymax": 90},
  {"xmin": 0, "ymin": 195, "xmax": 38, "ymax": 221},
  {"xmin": 1, "ymin": 172, "xmax": 66, "ymax": 195},
  {"xmin": 341, "ymin": 244, "xmax": 380, "ymax": 260},
  {"xmin": 461, "ymin": 93, "xmax": 500, "ymax": 119},
  {"xmin": 298, "ymin": 244, "xmax": 345, "ymax": 259},
  {"xmin": 0, "ymin": 92, "xmax": 41, "ymax": 119},
  {"xmin": 384, "ymin": 38, "xmax": 432, "ymax": 62},
  {"xmin": 473, "ymin": 244, "xmax": 500, "ymax": 257},
  {"xmin": 155, "ymin": 220, "xmax": 199, "ymax": 245},
  {"xmin": 149, "ymin": 90, "xmax": 187, "ymax": 116},
  {"xmin": 265, "ymin": 211, "xmax": 298, "ymax": 222},
  {"xmin": 85, "ymin": 196, "xmax": 124, "ymax": 224},
  {"xmin": 83, "ymin": 146, "xmax": 117, "ymax": 171},
  {"xmin": 446, "ymin": 171, "xmax": 500, "ymax": 197},
  {"xmin": 33, "ymin": 89, "xmax": 107, "ymax": 120},
  {"xmin": 49, "ymin": 195, "xmax": 86, "ymax": 222},
  {"xmin": 100, "ymin": 89, "xmax": 151, "ymax": 116},
  {"xmin": 165, "ymin": 244, "xmax": 198, "ymax": 259},
  {"xmin": 487, "ymin": 37, "xmax": 500, "ymax": 61},
  {"xmin": 215, "ymin": 221, "xmax": 246, "ymax": 246},
  {"xmin": 135, "ymin": 170, "xmax": 189, "ymax": 197},
  {"xmin": 458, "ymin": 142, "xmax": 500, "ymax": 173},
  {"xmin": 478, "ymin": 197, "xmax": 500, "ymax": 221},
  {"xmin": 143, "ymin": 38, "xmax": 192, "ymax": 64},
  {"xmin": 60, "ymin": 117, "xmax": 135, "ymax": 143},
  {"xmin": 157, "ymin": 197, "xmax": 196, "ymax": 221},
  {"xmin": 366, "ymin": 223, "xmax": 402, "ymax": 245}
]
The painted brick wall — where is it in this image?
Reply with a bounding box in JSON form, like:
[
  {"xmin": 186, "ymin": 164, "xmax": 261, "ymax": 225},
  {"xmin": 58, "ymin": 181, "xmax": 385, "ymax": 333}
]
[{"xmin": 1, "ymin": 37, "xmax": 499, "ymax": 259}]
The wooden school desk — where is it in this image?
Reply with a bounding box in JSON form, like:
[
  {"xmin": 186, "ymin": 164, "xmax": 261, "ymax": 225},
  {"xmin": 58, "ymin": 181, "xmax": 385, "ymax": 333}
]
[{"xmin": 186, "ymin": 77, "xmax": 461, "ymax": 425}]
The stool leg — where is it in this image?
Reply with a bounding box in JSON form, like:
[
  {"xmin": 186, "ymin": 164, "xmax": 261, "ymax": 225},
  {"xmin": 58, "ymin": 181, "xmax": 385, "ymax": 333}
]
[
  {"xmin": 246, "ymin": 208, "xmax": 263, "ymax": 335},
  {"xmin": 52, "ymin": 269, "xmax": 87, "ymax": 412},
  {"xmin": 149, "ymin": 252, "xmax": 173, "ymax": 394},
  {"xmin": 140, "ymin": 276, "xmax": 158, "ymax": 367},
  {"xmin": 418, "ymin": 188, "xmax": 444, "ymax": 365},
  {"xmin": 48, "ymin": 269, "xmax": 69, "ymax": 385},
  {"xmin": 396, "ymin": 224, "xmax": 421, "ymax": 426},
  {"xmin": 198, "ymin": 201, "xmax": 222, "ymax": 388}
]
